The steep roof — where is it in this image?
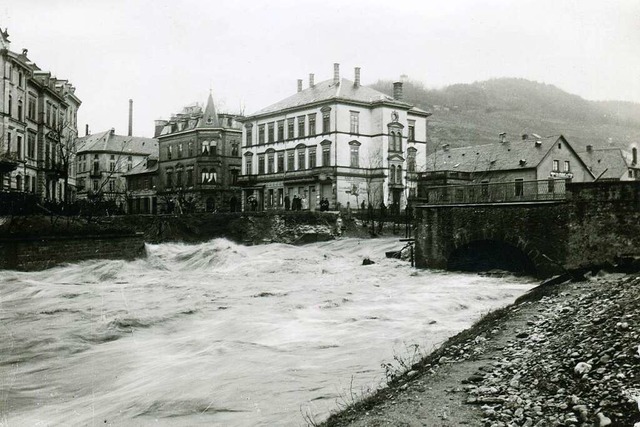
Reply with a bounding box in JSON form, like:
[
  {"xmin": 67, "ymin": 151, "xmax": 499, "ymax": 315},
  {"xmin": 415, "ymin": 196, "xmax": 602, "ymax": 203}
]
[
  {"xmin": 198, "ymin": 92, "xmax": 220, "ymax": 128},
  {"xmin": 425, "ymin": 135, "xmax": 591, "ymax": 175},
  {"xmin": 578, "ymin": 147, "xmax": 638, "ymax": 179},
  {"xmin": 123, "ymin": 157, "xmax": 158, "ymax": 176},
  {"xmin": 77, "ymin": 129, "xmax": 158, "ymax": 156},
  {"xmin": 248, "ymin": 78, "xmax": 416, "ymax": 118}
]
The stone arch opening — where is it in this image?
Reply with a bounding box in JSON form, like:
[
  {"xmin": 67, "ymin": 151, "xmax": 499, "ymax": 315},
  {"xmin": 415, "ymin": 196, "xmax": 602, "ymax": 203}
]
[{"xmin": 447, "ymin": 239, "xmax": 537, "ymax": 276}]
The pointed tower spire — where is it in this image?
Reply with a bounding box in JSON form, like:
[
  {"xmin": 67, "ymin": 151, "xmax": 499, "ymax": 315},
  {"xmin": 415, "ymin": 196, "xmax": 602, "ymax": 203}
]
[{"xmin": 199, "ymin": 91, "xmax": 220, "ymax": 128}]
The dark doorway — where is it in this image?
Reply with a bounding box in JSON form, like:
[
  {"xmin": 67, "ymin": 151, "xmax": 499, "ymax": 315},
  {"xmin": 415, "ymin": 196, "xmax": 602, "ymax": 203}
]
[{"xmin": 447, "ymin": 240, "xmax": 537, "ymax": 276}]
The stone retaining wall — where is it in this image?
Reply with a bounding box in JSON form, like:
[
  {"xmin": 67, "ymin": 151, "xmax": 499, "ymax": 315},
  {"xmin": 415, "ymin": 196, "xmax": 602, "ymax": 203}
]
[{"xmin": 0, "ymin": 233, "xmax": 146, "ymax": 271}]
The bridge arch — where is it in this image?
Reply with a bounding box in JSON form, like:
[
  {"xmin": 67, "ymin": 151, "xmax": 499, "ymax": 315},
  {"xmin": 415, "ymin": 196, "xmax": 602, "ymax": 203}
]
[{"xmin": 446, "ymin": 239, "xmax": 538, "ymax": 276}]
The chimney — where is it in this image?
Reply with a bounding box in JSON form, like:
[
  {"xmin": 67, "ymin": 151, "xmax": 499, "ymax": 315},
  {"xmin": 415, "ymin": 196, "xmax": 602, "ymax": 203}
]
[
  {"xmin": 442, "ymin": 144, "xmax": 450, "ymax": 151},
  {"xmin": 21, "ymin": 48, "xmax": 28, "ymax": 56},
  {"xmin": 586, "ymin": 145, "xmax": 593, "ymax": 152},
  {"xmin": 110, "ymin": 128, "xmax": 115, "ymax": 135},
  {"xmin": 128, "ymin": 99, "xmax": 133, "ymax": 136},
  {"xmin": 85, "ymin": 124, "xmax": 89, "ymax": 136},
  {"xmin": 633, "ymin": 147, "xmax": 637, "ymax": 165},
  {"xmin": 393, "ymin": 81, "xmax": 403, "ymax": 100},
  {"xmin": 309, "ymin": 73, "xmax": 315, "ymax": 88},
  {"xmin": 333, "ymin": 63, "xmax": 340, "ymax": 84},
  {"xmin": 354, "ymin": 67, "xmax": 361, "ymax": 87},
  {"xmin": 297, "ymin": 79, "xmax": 303, "ymax": 93},
  {"xmin": 521, "ymin": 134, "xmax": 528, "ymax": 140},
  {"xmin": 499, "ymin": 132, "xmax": 507, "ymax": 143}
]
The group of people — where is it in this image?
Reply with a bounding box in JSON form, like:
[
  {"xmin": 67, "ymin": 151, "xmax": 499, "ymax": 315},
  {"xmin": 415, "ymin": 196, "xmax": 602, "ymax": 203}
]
[{"xmin": 284, "ymin": 194, "xmax": 308, "ymax": 211}]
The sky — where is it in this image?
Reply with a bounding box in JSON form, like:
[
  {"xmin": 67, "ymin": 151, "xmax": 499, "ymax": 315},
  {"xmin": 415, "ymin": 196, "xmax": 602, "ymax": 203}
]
[{"xmin": 2, "ymin": 0, "xmax": 639, "ymax": 137}]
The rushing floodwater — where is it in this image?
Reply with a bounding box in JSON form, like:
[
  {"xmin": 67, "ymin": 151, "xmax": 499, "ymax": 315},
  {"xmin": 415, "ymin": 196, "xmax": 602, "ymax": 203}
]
[{"xmin": 0, "ymin": 238, "xmax": 535, "ymax": 426}]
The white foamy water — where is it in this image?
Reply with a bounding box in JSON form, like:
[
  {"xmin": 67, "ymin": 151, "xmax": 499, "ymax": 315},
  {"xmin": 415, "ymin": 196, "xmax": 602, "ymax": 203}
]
[{"xmin": 0, "ymin": 238, "xmax": 535, "ymax": 426}]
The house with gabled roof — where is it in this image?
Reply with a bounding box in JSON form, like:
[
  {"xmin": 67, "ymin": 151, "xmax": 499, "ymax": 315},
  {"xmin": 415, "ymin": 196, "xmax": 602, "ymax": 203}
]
[
  {"xmin": 577, "ymin": 145, "xmax": 640, "ymax": 181},
  {"xmin": 238, "ymin": 63, "xmax": 431, "ymax": 212},
  {"xmin": 154, "ymin": 93, "xmax": 243, "ymax": 213},
  {"xmin": 75, "ymin": 129, "xmax": 158, "ymax": 210},
  {"xmin": 419, "ymin": 133, "xmax": 595, "ymax": 200}
]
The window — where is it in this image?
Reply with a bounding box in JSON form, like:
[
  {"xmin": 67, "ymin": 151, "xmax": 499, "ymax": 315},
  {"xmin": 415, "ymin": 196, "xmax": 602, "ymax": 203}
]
[
  {"xmin": 16, "ymin": 175, "xmax": 22, "ymax": 191},
  {"xmin": 188, "ymin": 141, "xmax": 194, "ymax": 156},
  {"xmin": 231, "ymin": 169, "xmax": 238, "ymax": 184},
  {"xmin": 322, "ymin": 145, "xmax": 331, "ymax": 166},
  {"xmin": 268, "ymin": 122, "xmax": 275, "ymax": 143},
  {"xmin": 322, "ymin": 108, "xmax": 331, "ymax": 133},
  {"xmin": 350, "ymin": 111, "xmax": 359, "ymax": 134},
  {"xmin": 552, "ymin": 160, "xmax": 559, "ymax": 172},
  {"xmin": 246, "ymin": 125, "xmax": 253, "ymax": 146},
  {"xmin": 27, "ymin": 96, "xmax": 36, "ymax": 121},
  {"xmin": 267, "ymin": 154, "xmax": 274, "ymax": 173},
  {"xmin": 166, "ymin": 169, "xmax": 173, "ymax": 187},
  {"xmin": 564, "ymin": 161, "xmax": 570, "ymax": 172},
  {"xmin": 46, "ymin": 102, "xmax": 51, "ymax": 126},
  {"xmin": 277, "ymin": 121, "xmax": 285, "ymax": 141},
  {"xmin": 408, "ymin": 120, "xmax": 416, "ymax": 141},
  {"xmin": 25, "ymin": 175, "xmax": 31, "ymax": 192},
  {"xmin": 515, "ymin": 178, "xmax": 524, "ymax": 197},
  {"xmin": 108, "ymin": 179, "xmax": 115, "ymax": 192},
  {"xmin": 178, "ymin": 143, "xmax": 183, "ymax": 158},
  {"xmin": 201, "ymin": 141, "xmax": 210, "ymax": 155},
  {"xmin": 297, "ymin": 116, "xmax": 305, "ymax": 138},
  {"xmin": 17, "ymin": 100, "xmax": 23, "ymax": 121},
  {"xmin": 481, "ymin": 181, "xmax": 489, "ymax": 197},
  {"xmin": 629, "ymin": 169, "xmax": 634, "ymax": 178},
  {"xmin": 109, "ymin": 155, "xmax": 116, "ymax": 171},
  {"xmin": 407, "ymin": 148, "xmax": 417, "ymax": 172},
  {"xmin": 308, "ymin": 114, "xmax": 316, "ymax": 136},
  {"xmin": 93, "ymin": 155, "xmax": 99, "ymax": 174},
  {"xmin": 277, "ymin": 153, "xmax": 284, "ymax": 172},
  {"xmin": 258, "ymin": 155, "xmax": 265, "ymax": 174},
  {"xmin": 297, "ymin": 147, "xmax": 305, "ymax": 170},
  {"xmin": 287, "ymin": 118, "xmax": 295, "ymax": 139},
  {"xmin": 93, "ymin": 179, "xmax": 99, "ymax": 192},
  {"xmin": 350, "ymin": 144, "xmax": 359, "ymax": 168},
  {"xmin": 201, "ymin": 168, "xmax": 216, "ymax": 183},
  {"xmin": 8, "ymin": 95, "xmax": 12, "ymax": 118},
  {"xmin": 231, "ymin": 142, "xmax": 239, "ymax": 156},
  {"xmin": 18, "ymin": 72, "xmax": 23, "ymax": 88},
  {"xmin": 17, "ymin": 136, "xmax": 22, "ymax": 159},
  {"xmin": 127, "ymin": 156, "xmax": 133, "ymax": 171},
  {"xmin": 287, "ymin": 152, "xmax": 295, "ymax": 170},
  {"xmin": 396, "ymin": 165, "xmax": 402, "ymax": 183},
  {"xmin": 390, "ymin": 165, "xmax": 396, "ymax": 183},
  {"xmin": 548, "ymin": 179, "xmax": 555, "ymax": 193},
  {"xmin": 308, "ymin": 148, "xmax": 316, "ymax": 169},
  {"xmin": 176, "ymin": 168, "xmax": 183, "ymax": 187},
  {"xmin": 258, "ymin": 124, "xmax": 265, "ymax": 144},
  {"xmin": 186, "ymin": 168, "xmax": 193, "ymax": 186},
  {"xmin": 167, "ymin": 145, "xmax": 173, "ymax": 159},
  {"xmin": 245, "ymin": 158, "xmax": 253, "ymax": 175}
]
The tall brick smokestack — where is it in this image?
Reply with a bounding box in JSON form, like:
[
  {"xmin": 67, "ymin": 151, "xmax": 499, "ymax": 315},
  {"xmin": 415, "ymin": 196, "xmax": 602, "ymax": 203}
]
[{"xmin": 128, "ymin": 99, "xmax": 133, "ymax": 136}]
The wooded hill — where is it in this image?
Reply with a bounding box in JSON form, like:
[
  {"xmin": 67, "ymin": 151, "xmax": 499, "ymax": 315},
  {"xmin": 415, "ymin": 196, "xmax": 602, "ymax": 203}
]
[{"xmin": 370, "ymin": 78, "xmax": 640, "ymax": 152}]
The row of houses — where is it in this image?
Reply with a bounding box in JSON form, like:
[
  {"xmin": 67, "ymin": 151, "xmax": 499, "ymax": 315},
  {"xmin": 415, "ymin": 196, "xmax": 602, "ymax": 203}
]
[
  {"xmin": 0, "ymin": 28, "xmax": 81, "ymax": 203},
  {"xmin": 1, "ymin": 25, "xmax": 637, "ymax": 213}
]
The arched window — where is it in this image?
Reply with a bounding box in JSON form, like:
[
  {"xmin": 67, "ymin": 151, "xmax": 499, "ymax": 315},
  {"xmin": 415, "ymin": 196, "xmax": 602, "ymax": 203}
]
[
  {"xmin": 17, "ymin": 100, "xmax": 23, "ymax": 121},
  {"xmin": 15, "ymin": 175, "xmax": 22, "ymax": 191},
  {"xmin": 390, "ymin": 165, "xmax": 396, "ymax": 183},
  {"xmin": 202, "ymin": 141, "xmax": 210, "ymax": 155},
  {"xmin": 396, "ymin": 165, "xmax": 402, "ymax": 183}
]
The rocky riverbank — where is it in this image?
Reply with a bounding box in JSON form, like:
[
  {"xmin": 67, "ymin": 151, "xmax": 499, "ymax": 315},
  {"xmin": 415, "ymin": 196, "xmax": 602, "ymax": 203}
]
[{"xmin": 321, "ymin": 274, "xmax": 640, "ymax": 427}]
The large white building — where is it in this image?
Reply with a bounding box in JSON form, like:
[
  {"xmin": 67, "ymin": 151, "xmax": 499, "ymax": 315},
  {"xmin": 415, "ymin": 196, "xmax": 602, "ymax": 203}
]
[{"xmin": 238, "ymin": 64, "xmax": 431, "ymax": 211}]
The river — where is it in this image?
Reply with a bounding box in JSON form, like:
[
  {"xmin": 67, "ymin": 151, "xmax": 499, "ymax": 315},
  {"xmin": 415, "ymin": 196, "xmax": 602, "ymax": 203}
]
[{"xmin": 0, "ymin": 237, "xmax": 535, "ymax": 426}]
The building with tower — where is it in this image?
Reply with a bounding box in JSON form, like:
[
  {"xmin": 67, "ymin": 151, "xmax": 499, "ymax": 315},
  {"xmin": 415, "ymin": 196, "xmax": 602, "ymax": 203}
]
[{"xmin": 154, "ymin": 92, "xmax": 243, "ymax": 213}]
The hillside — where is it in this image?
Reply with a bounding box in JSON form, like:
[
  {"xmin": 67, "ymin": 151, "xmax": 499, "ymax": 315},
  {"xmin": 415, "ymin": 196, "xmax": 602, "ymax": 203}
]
[{"xmin": 370, "ymin": 78, "xmax": 640, "ymax": 152}]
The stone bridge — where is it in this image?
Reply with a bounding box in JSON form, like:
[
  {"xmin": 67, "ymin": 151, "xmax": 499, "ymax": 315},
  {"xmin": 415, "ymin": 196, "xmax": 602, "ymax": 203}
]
[{"xmin": 413, "ymin": 181, "xmax": 640, "ymax": 278}]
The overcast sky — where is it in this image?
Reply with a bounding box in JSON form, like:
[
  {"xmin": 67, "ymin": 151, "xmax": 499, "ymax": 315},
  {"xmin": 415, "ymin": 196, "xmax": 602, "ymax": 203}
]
[{"xmin": 2, "ymin": 0, "xmax": 639, "ymax": 137}]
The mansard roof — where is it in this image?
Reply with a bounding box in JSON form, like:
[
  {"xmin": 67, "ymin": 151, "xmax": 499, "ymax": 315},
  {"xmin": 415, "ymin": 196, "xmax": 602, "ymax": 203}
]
[
  {"xmin": 248, "ymin": 78, "xmax": 423, "ymax": 118},
  {"xmin": 425, "ymin": 135, "xmax": 593, "ymax": 175},
  {"xmin": 77, "ymin": 129, "xmax": 158, "ymax": 156}
]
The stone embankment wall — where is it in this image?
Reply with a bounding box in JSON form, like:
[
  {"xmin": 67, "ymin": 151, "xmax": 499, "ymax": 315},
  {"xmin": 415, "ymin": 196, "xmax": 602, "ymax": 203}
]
[
  {"xmin": 414, "ymin": 181, "xmax": 640, "ymax": 277},
  {"xmin": 0, "ymin": 233, "xmax": 146, "ymax": 271},
  {"xmin": 0, "ymin": 212, "xmax": 343, "ymax": 271},
  {"xmin": 565, "ymin": 181, "xmax": 640, "ymax": 269}
]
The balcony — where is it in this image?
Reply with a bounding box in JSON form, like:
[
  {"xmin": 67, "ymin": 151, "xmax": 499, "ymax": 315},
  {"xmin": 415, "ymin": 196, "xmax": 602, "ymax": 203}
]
[
  {"xmin": 44, "ymin": 159, "xmax": 68, "ymax": 179},
  {"xmin": 89, "ymin": 168, "xmax": 102, "ymax": 178},
  {"xmin": 0, "ymin": 152, "xmax": 20, "ymax": 173}
]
